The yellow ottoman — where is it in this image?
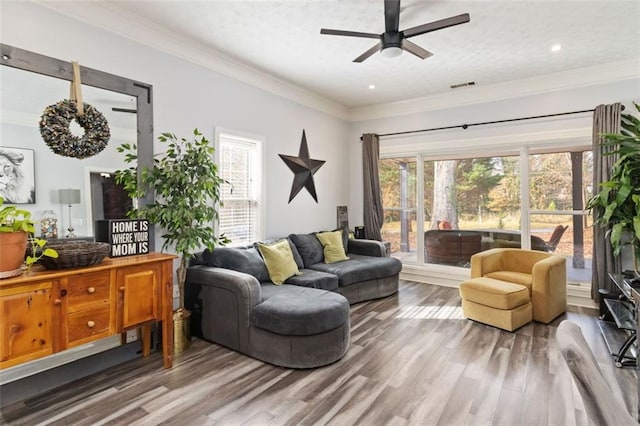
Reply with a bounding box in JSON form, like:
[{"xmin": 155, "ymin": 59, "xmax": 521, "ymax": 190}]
[{"xmin": 459, "ymin": 277, "xmax": 532, "ymax": 331}]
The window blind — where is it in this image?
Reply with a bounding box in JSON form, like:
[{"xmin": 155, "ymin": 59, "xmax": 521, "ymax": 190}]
[{"xmin": 219, "ymin": 134, "xmax": 261, "ymax": 246}]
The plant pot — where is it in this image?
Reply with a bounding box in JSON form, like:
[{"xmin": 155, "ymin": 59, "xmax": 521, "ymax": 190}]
[
  {"xmin": 173, "ymin": 307, "xmax": 191, "ymax": 354},
  {"xmin": 0, "ymin": 231, "xmax": 27, "ymax": 279}
]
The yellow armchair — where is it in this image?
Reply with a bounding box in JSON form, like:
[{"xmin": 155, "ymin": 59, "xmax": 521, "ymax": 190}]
[{"xmin": 470, "ymin": 248, "xmax": 567, "ymax": 323}]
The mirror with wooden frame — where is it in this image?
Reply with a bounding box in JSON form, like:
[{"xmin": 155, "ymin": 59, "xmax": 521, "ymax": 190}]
[{"xmin": 0, "ymin": 43, "xmax": 155, "ymax": 249}]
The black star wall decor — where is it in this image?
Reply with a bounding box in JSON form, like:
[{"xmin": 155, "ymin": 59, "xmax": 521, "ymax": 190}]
[{"xmin": 279, "ymin": 129, "xmax": 325, "ymax": 203}]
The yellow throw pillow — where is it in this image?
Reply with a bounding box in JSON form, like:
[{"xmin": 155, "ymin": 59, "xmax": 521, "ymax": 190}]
[
  {"xmin": 316, "ymin": 230, "xmax": 349, "ymax": 264},
  {"xmin": 257, "ymin": 240, "xmax": 301, "ymax": 285}
]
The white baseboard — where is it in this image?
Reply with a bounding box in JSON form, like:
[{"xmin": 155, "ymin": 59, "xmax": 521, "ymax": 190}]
[{"xmin": 0, "ymin": 336, "xmax": 121, "ymax": 385}]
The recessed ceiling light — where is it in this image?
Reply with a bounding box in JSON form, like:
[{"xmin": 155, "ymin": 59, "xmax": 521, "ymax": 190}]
[
  {"xmin": 368, "ymin": 84, "xmax": 376, "ymax": 90},
  {"xmin": 551, "ymin": 44, "xmax": 562, "ymax": 52}
]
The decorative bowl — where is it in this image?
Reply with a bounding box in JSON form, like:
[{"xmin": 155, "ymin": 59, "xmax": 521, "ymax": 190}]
[{"xmin": 40, "ymin": 240, "xmax": 110, "ymax": 270}]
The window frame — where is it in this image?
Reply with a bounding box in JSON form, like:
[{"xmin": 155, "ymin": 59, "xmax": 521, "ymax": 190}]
[
  {"xmin": 214, "ymin": 127, "xmax": 265, "ymax": 246},
  {"xmin": 379, "ymin": 126, "xmax": 593, "ymax": 290}
]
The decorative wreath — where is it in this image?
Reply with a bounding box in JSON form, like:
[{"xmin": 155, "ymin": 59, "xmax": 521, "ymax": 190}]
[{"xmin": 39, "ymin": 99, "xmax": 111, "ymax": 159}]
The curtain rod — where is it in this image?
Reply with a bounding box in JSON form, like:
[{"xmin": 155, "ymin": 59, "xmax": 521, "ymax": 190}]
[{"xmin": 361, "ymin": 105, "xmax": 625, "ymax": 140}]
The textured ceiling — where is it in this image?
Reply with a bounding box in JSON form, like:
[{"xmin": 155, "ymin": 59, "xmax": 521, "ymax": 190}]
[{"xmin": 104, "ymin": 1, "xmax": 640, "ymax": 108}]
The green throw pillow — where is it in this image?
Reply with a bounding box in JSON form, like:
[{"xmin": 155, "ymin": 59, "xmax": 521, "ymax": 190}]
[
  {"xmin": 257, "ymin": 239, "xmax": 301, "ymax": 285},
  {"xmin": 316, "ymin": 230, "xmax": 349, "ymax": 264}
]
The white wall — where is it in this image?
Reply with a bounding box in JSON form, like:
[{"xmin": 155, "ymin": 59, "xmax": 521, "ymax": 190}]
[
  {"xmin": 1, "ymin": 1, "xmax": 351, "ymax": 241},
  {"xmin": 348, "ymin": 78, "xmax": 640, "ymax": 225}
]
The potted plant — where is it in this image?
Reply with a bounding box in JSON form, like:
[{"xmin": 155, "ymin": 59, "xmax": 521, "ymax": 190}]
[
  {"xmin": 115, "ymin": 129, "xmax": 229, "ymax": 352},
  {"xmin": 587, "ymin": 102, "xmax": 640, "ymax": 276},
  {"xmin": 0, "ymin": 197, "xmax": 58, "ymax": 278}
]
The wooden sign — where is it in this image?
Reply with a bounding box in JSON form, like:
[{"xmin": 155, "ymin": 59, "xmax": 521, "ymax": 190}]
[{"xmin": 95, "ymin": 219, "xmax": 150, "ymax": 257}]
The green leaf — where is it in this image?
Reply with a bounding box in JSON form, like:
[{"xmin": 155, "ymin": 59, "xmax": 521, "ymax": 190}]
[{"xmin": 43, "ymin": 248, "xmax": 59, "ymax": 258}]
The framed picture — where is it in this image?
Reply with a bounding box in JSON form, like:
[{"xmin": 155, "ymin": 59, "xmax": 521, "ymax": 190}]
[
  {"xmin": 337, "ymin": 205, "xmax": 348, "ymax": 230},
  {"xmin": 0, "ymin": 147, "xmax": 36, "ymax": 204}
]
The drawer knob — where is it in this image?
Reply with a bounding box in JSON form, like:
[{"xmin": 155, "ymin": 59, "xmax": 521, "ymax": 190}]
[
  {"xmin": 87, "ymin": 287, "xmax": 96, "ymax": 294},
  {"xmin": 119, "ymin": 286, "xmax": 125, "ymax": 292},
  {"xmin": 87, "ymin": 321, "xmax": 96, "ymax": 328},
  {"xmin": 54, "ymin": 299, "xmax": 62, "ymax": 305}
]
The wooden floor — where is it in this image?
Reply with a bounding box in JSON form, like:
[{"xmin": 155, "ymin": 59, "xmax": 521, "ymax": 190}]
[{"xmin": 1, "ymin": 280, "xmax": 637, "ymax": 425}]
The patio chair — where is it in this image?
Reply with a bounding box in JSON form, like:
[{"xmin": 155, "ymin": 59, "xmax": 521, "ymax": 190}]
[
  {"xmin": 544, "ymin": 225, "xmax": 568, "ymax": 252},
  {"xmin": 437, "ymin": 220, "xmax": 453, "ymax": 230}
]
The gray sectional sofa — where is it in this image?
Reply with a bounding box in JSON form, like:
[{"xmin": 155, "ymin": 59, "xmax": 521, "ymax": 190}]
[{"xmin": 185, "ymin": 232, "xmax": 402, "ymax": 368}]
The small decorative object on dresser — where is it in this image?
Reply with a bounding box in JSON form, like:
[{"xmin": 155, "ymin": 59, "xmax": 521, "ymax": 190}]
[
  {"xmin": 40, "ymin": 209, "xmax": 58, "ymax": 239},
  {"xmin": 0, "ymin": 197, "xmax": 57, "ymax": 278},
  {"xmin": 39, "ymin": 240, "xmax": 110, "ymax": 270},
  {"xmin": 95, "ymin": 219, "xmax": 150, "ymax": 257},
  {"xmin": 58, "ymin": 188, "xmax": 80, "ymax": 238}
]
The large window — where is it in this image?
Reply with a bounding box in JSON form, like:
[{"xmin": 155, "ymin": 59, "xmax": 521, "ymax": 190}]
[
  {"xmin": 379, "ymin": 147, "xmax": 593, "ymax": 285},
  {"xmin": 423, "ymin": 155, "xmax": 521, "ymax": 267},
  {"xmin": 528, "ymin": 150, "xmax": 593, "ymax": 282},
  {"xmin": 217, "ymin": 132, "xmax": 263, "ymax": 246}
]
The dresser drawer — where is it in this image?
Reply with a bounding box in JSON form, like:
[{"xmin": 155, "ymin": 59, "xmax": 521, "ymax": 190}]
[
  {"xmin": 66, "ymin": 271, "xmax": 110, "ymax": 311},
  {"xmin": 67, "ymin": 306, "xmax": 111, "ymax": 346}
]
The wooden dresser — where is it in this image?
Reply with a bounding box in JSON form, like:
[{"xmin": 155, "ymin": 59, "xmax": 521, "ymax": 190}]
[{"xmin": 0, "ymin": 253, "xmax": 175, "ymax": 370}]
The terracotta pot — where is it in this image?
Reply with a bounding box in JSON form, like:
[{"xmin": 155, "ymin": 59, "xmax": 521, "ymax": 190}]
[{"xmin": 0, "ymin": 231, "xmax": 27, "ymax": 277}]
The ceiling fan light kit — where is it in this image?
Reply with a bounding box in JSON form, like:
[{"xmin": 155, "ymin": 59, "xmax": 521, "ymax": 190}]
[
  {"xmin": 320, "ymin": 0, "xmax": 469, "ymax": 63},
  {"xmin": 381, "ymin": 46, "xmax": 403, "ymax": 58}
]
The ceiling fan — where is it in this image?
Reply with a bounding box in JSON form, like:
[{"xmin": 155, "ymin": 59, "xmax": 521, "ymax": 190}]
[{"xmin": 320, "ymin": 0, "xmax": 470, "ymax": 63}]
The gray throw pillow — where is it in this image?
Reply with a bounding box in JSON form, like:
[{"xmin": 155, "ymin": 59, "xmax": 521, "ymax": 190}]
[
  {"xmin": 289, "ymin": 233, "xmax": 324, "ymax": 268},
  {"xmin": 202, "ymin": 247, "xmax": 270, "ymax": 282}
]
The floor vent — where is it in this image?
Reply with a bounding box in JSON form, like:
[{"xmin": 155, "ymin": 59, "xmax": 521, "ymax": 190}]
[{"xmin": 450, "ymin": 81, "xmax": 476, "ymax": 89}]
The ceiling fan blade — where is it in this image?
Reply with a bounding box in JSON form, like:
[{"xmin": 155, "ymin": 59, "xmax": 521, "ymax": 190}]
[
  {"xmin": 320, "ymin": 28, "xmax": 380, "ymax": 39},
  {"xmin": 384, "ymin": 0, "xmax": 401, "ymax": 33},
  {"xmin": 402, "ymin": 40, "xmax": 433, "ymax": 60},
  {"xmin": 353, "ymin": 42, "xmax": 382, "ymax": 63},
  {"xmin": 402, "ymin": 13, "xmax": 470, "ymax": 38}
]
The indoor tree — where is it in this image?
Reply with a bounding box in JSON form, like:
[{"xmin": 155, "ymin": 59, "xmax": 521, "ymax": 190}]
[{"xmin": 115, "ymin": 129, "xmax": 230, "ymax": 316}]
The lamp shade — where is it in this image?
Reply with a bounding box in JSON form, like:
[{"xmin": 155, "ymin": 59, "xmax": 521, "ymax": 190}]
[{"xmin": 59, "ymin": 189, "xmax": 80, "ymax": 204}]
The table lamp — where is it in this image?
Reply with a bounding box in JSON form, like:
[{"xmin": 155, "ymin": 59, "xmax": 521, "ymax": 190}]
[{"xmin": 59, "ymin": 189, "xmax": 81, "ymax": 238}]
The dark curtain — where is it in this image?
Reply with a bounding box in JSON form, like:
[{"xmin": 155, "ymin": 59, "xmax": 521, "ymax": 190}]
[
  {"xmin": 362, "ymin": 133, "xmax": 383, "ymax": 241},
  {"xmin": 591, "ymin": 103, "xmax": 622, "ymax": 301}
]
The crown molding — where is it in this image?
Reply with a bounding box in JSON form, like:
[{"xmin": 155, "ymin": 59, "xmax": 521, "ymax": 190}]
[
  {"xmin": 35, "ymin": 1, "xmax": 350, "ymax": 119},
  {"xmin": 348, "ymin": 59, "xmax": 640, "ymax": 122}
]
